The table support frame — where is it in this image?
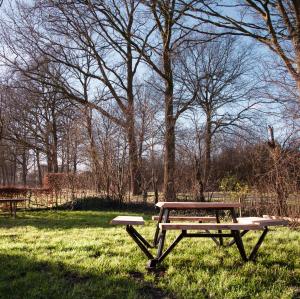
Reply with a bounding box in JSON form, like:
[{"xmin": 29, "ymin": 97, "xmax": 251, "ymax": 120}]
[{"xmin": 123, "ymin": 202, "xmax": 271, "ymax": 269}]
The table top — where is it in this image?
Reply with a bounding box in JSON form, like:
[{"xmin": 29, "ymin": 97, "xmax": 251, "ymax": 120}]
[
  {"xmin": 155, "ymin": 201, "xmax": 241, "ymax": 209},
  {"xmin": 0, "ymin": 198, "xmax": 27, "ymax": 202}
]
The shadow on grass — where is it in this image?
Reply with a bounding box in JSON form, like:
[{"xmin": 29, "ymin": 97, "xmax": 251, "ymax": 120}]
[
  {"xmin": 162, "ymin": 234, "xmax": 300, "ymax": 272},
  {"xmin": 0, "ymin": 253, "xmax": 170, "ymax": 299},
  {"xmin": 0, "ymin": 210, "xmax": 140, "ymax": 230},
  {"xmin": 63, "ymin": 196, "xmax": 157, "ymax": 214}
]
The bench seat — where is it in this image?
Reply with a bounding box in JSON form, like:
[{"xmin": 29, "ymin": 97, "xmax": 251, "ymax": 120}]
[
  {"xmin": 111, "ymin": 216, "xmax": 144, "ymax": 225},
  {"xmin": 159, "ymin": 222, "xmax": 262, "ymax": 231},
  {"xmin": 237, "ymin": 217, "xmax": 289, "ymax": 226},
  {"xmin": 152, "ymin": 216, "xmax": 216, "ymax": 222}
]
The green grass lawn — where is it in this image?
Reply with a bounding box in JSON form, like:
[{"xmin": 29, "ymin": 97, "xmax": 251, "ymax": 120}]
[{"xmin": 0, "ymin": 210, "xmax": 299, "ymax": 299}]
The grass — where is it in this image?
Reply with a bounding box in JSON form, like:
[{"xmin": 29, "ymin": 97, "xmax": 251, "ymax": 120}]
[{"xmin": 0, "ymin": 210, "xmax": 299, "ymax": 299}]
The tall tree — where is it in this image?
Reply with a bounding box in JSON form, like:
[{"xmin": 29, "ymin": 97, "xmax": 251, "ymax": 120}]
[
  {"xmin": 175, "ymin": 36, "xmax": 261, "ymax": 200},
  {"xmin": 124, "ymin": 0, "xmax": 204, "ymax": 200}
]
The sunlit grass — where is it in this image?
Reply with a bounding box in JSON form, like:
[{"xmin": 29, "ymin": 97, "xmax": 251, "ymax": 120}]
[{"xmin": 0, "ymin": 210, "xmax": 299, "ymax": 299}]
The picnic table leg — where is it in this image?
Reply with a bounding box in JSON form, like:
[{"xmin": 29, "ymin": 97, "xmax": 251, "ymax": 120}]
[
  {"xmin": 232, "ymin": 230, "xmax": 248, "ymax": 261},
  {"xmin": 153, "ymin": 207, "xmax": 164, "ymax": 246},
  {"xmin": 205, "ymin": 230, "xmax": 220, "ymax": 246},
  {"xmin": 248, "ymin": 227, "xmax": 269, "ymax": 261},
  {"xmin": 157, "ymin": 231, "xmax": 185, "ymax": 263},
  {"xmin": 126, "ymin": 225, "xmax": 154, "ymax": 260},
  {"xmin": 216, "ymin": 210, "xmax": 223, "ymax": 246},
  {"xmin": 148, "ymin": 229, "xmax": 185, "ymax": 269},
  {"xmin": 227, "ymin": 207, "xmax": 239, "ymax": 246},
  {"xmin": 230, "ymin": 208, "xmax": 238, "ymax": 223},
  {"xmin": 148, "ymin": 209, "xmax": 169, "ymax": 269},
  {"xmin": 156, "ymin": 209, "xmax": 169, "ymax": 256}
]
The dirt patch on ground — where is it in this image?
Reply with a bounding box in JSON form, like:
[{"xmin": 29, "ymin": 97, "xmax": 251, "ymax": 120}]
[
  {"xmin": 63, "ymin": 270, "xmax": 91, "ymax": 284},
  {"xmin": 128, "ymin": 270, "xmax": 175, "ymax": 299}
]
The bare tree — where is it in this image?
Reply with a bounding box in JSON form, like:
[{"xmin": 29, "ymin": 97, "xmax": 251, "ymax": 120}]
[
  {"xmin": 121, "ymin": 1, "xmax": 207, "ymax": 200},
  {"xmin": 175, "ymin": 36, "xmax": 261, "ymax": 200},
  {"xmin": 0, "ymin": 0, "xmax": 145, "ymax": 194},
  {"xmin": 194, "ymin": 1, "xmax": 300, "ymax": 97},
  {"xmin": 0, "ymin": 70, "xmax": 84, "ymax": 185},
  {"xmin": 135, "ymin": 82, "xmax": 162, "ymax": 201}
]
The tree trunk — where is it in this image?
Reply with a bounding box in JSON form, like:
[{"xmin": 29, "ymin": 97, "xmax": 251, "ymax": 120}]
[
  {"xmin": 150, "ymin": 144, "xmax": 159, "ymax": 204},
  {"xmin": 294, "ymin": 17, "xmax": 300, "ymax": 95},
  {"xmin": 152, "ymin": 172, "xmax": 159, "ymax": 204},
  {"xmin": 36, "ymin": 150, "xmax": 43, "ymax": 186},
  {"xmin": 51, "ymin": 107, "xmax": 59, "ymax": 173},
  {"xmin": 203, "ymin": 116, "xmax": 212, "ymax": 192},
  {"xmin": 267, "ymin": 126, "xmax": 288, "ymax": 216},
  {"xmin": 22, "ymin": 150, "xmax": 27, "ymax": 186},
  {"xmin": 194, "ymin": 157, "xmax": 205, "ymax": 202},
  {"xmin": 64, "ymin": 134, "xmax": 70, "ymax": 173},
  {"xmin": 46, "ymin": 128, "xmax": 53, "ymax": 173},
  {"xmin": 127, "ymin": 115, "xmax": 142, "ymax": 195},
  {"xmin": 1, "ymin": 166, "xmax": 6, "ymax": 185},
  {"xmin": 163, "ymin": 43, "xmax": 176, "ymax": 201},
  {"xmin": 126, "ymin": 35, "xmax": 142, "ymax": 196},
  {"xmin": 85, "ymin": 107, "xmax": 102, "ymax": 192},
  {"xmin": 106, "ymin": 176, "xmax": 110, "ymax": 198},
  {"xmin": 73, "ymin": 143, "xmax": 77, "ymax": 174},
  {"xmin": 12, "ymin": 154, "xmax": 17, "ymax": 185},
  {"xmin": 163, "ymin": 90, "xmax": 176, "ymax": 201},
  {"xmin": 60, "ymin": 143, "xmax": 65, "ymax": 173}
]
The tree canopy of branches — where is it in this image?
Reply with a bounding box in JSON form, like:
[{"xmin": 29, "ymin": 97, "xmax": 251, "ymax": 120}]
[
  {"xmin": 194, "ymin": 1, "xmax": 300, "ymax": 98},
  {"xmin": 175, "ymin": 36, "xmax": 261, "ymax": 200},
  {"xmin": 0, "ymin": 0, "xmax": 299, "ymax": 215}
]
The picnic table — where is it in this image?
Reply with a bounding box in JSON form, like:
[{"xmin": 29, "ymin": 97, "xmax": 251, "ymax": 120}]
[
  {"xmin": 0, "ymin": 198, "xmax": 27, "ymax": 218},
  {"xmin": 153, "ymin": 201, "xmax": 241, "ymax": 247},
  {"xmin": 111, "ymin": 201, "xmax": 288, "ymax": 269}
]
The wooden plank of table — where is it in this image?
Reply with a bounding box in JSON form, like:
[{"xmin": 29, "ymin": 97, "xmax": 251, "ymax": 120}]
[
  {"xmin": 152, "ymin": 215, "xmax": 217, "ymax": 222},
  {"xmin": 238, "ymin": 217, "xmax": 289, "ymax": 226},
  {"xmin": 159, "ymin": 222, "xmax": 262, "ymax": 230},
  {"xmin": 155, "ymin": 201, "xmax": 241, "ymax": 209},
  {"xmin": 111, "ymin": 216, "xmax": 145, "ymax": 225}
]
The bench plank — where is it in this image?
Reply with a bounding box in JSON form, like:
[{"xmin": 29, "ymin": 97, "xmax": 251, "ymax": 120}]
[
  {"xmin": 111, "ymin": 216, "xmax": 144, "ymax": 225},
  {"xmin": 253, "ymin": 219, "xmax": 289, "ymax": 226},
  {"xmin": 237, "ymin": 217, "xmax": 266, "ymax": 224},
  {"xmin": 152, "ymin": 216, "xmax": 216, "ymax": 222},
  {"xmin": 238, "ymin": 217, "xmax": 288, "ymax": 226},
  {"xmin": 159, "ymin": 222, "xmax": 262, "ymax": 231},
  {"xmin": 156, "ymin": 202, "xmax": 241, "ymax": 209}
]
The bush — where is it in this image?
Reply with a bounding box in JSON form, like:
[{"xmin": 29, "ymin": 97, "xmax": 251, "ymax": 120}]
[
  {"xmin": 219, "ymin": 175, "xmax": 249, "ymax": 201},
  {"xmin": 62, "ymin": 196, "xmax": 156, "ymax": 213}
]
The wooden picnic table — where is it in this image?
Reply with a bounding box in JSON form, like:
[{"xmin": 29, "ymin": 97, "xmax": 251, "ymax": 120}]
[
  {"xmin": 0, "ymin": 198, "xmax": 27, "ymax": 218},
  {"xmin": 153, "ymin": 201, "xmax": 241, "ymax": 245},
  {"xmin": 148, "ymin": 201, "xmax": 243, "ymax": 267},
  {"xmin": 111, "ymin": 201, "xmax": 288, "ymax": 269}
]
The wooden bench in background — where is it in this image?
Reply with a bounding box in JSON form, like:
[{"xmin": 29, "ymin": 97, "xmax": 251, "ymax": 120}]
[{"xmin": 0, "ymin": 198, "xmax": 27, "ymax": 218}]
